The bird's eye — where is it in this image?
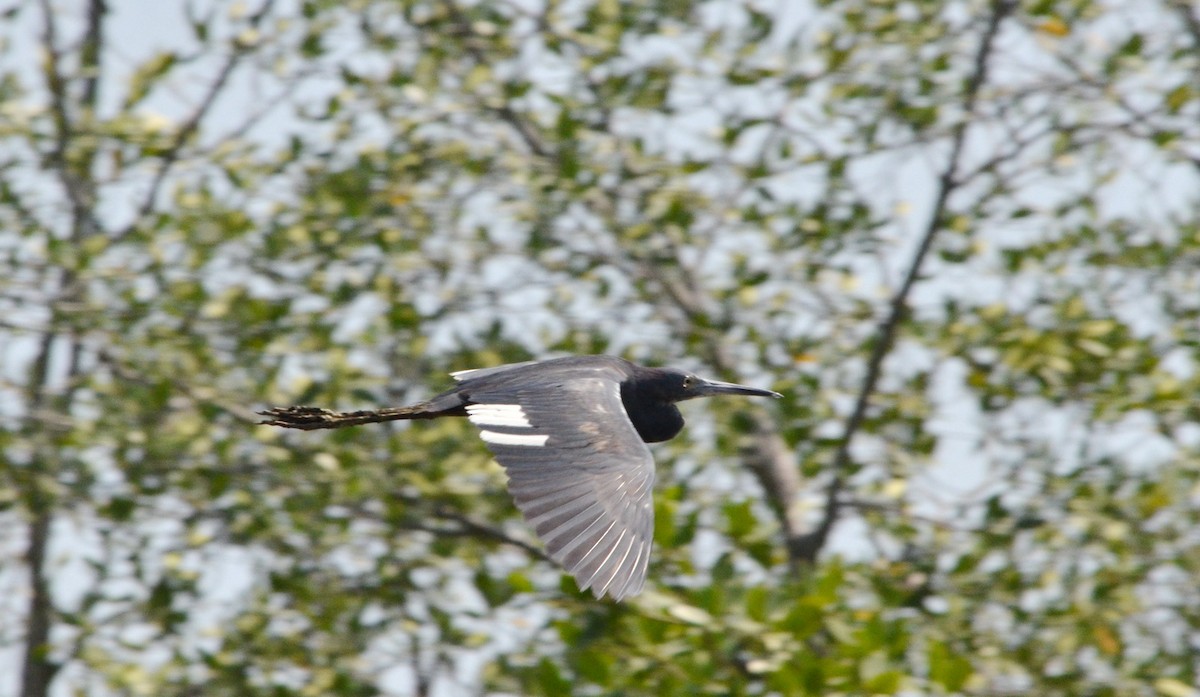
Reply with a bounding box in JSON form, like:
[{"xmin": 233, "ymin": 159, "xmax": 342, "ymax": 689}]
[{"xmin": 682, "ymin": 376, "xmax": 693, "ymax": 389}]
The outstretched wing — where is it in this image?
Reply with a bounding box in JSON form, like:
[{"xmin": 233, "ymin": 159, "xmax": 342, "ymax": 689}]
[{"xmin": 464, "ymin": 376, "xmax": 654, "ymax": 600}]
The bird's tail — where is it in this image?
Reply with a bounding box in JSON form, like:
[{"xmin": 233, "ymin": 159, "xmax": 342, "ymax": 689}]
[{"xmin": 258, "ymin": 404, "xmax": 439, "ymax": 430}]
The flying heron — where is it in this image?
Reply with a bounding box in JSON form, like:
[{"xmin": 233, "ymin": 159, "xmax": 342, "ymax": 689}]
[{"xmin": 260, "ymin": 355, "xmax": 780, "ymax": 600}]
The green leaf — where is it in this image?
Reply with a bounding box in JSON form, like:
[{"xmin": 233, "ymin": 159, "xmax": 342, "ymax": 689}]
[{"xmin": 123, "ymin": 51, "xmax": 176, "ymax": 108}]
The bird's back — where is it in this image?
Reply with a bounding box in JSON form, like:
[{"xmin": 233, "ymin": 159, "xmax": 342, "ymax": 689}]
[{"xmin": 452, "ymin": 355, "xmax": 635, "ymax": 390}]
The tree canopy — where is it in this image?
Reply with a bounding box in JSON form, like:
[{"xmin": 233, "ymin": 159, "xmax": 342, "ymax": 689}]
[{"xmin": 2, "ymin": 0, "xmax": 1199, "ymax": 695}]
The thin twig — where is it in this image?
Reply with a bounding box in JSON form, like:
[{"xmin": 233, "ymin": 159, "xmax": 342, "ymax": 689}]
[
  {"xmin": 124, "ymin": 53, "xmax": 240, "ymax": 228},
  {"xmin": 429, "ymin": 505, "xmax": 554, "ymax": 563},
  {"xmin": 441, "ymin": 0, "xmax": 550, "ymax": 158},
  {"xmin": 37, "ymin": 0, "xmax": 100, "ymax": 243},
  {"xmin": 117, "ymin": 0, "xmax": 279, "ymax": 236}
]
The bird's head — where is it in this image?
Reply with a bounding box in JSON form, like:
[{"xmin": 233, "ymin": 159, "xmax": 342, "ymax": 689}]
[{"xmin": 646, "ymin": 368, "xmax": 782, "ymax": 404}]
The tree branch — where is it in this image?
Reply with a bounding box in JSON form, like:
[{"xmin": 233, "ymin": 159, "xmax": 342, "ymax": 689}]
[
  {"xmin": 1171, "ymin": 0, "xmax": 1200, "ymax": 51},
  {"xmin": 37, "ymin": 0, "xmax": 104, "ymax": 243},
  {"xmin": 19, "ymin": 508, "xmax": 57, "ymax": 697},
  {"xmin": 120, "ymin": 0, "xmax": 280, "ymax": 232},
  {"xmin": 19, "ymin": 3, "xmax": 108, "ymax": 695},
  {"xmin": 442, "ymin": 0, "xmax": 551, "ymax": 158},
  {"xmin": 788, "ymin": 0, "xmax": 1018, "ymax": 563},
  {"xmin": 428, "ymin": 505, "xmax": 555, "ymax": 564}
]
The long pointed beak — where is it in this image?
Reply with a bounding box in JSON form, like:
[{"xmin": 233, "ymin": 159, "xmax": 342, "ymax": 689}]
[{"xmin": 694, "ymin": 378, "xmax": 782, "ymax": 400}]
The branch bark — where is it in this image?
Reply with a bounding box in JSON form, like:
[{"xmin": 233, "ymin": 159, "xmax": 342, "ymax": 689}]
[
  {"xmin": 19, "ymin": 508, "xmax": 56, "ymax": 697},
  {"xmin": 119, "ymin": 0, "xmax": 278, "ymax": 234},
  {"xmin": 788, "ymin": 0, "xmax": 1018, "ymax": 563},
  {"xmin": 442, "ymin": 0, "xmax": 551, "ymax": 159},
  {"xmin": 19, "ymin": 3, "xmax": 108, "ymax": 695}
]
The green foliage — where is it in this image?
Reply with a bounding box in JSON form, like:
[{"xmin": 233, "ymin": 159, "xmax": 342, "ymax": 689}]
[{"xmin": 3, "ymin": 0, "xmax": 1200, "ymax": 695}]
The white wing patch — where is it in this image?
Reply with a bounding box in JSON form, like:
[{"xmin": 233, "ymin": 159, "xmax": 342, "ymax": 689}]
[
  {"xmin": 450, "ymin": 368, "xmax": 479, "ymax": 381},
  {"xmin": 467, "ymin": 403, "xmax": 533, "ymax": 428},
  {"xmin": 478, "ymin": 430, "xmax": 549, "ymax": 447}
]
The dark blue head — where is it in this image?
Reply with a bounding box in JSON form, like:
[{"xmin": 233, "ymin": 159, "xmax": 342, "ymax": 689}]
[
  {"xmin": 636, "ymin": 367, "xmax": 782, "ymax": 404},
  {"xmin": 622, "ymin": 366, "xmax": 780, "ymax": 443}
]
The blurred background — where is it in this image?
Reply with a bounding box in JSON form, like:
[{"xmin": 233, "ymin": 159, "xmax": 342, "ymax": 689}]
[{"xmin": 2, "ymin": 0, "xmax": 1199, "ymax": 695}]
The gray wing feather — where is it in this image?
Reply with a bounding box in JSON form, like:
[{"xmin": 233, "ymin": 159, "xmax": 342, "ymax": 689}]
[
  {"xmin": 467, "ymin": 376, "xmax": 655, "ymax": 600},
  {"xmin": 450, "ymin": 361, "xmax": 537, "ymax": 382}
]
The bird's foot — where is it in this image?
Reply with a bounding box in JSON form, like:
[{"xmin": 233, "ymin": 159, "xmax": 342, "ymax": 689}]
[{"xmin": 257, "ymin": 406, "xmax": 341, "ymax": 430}]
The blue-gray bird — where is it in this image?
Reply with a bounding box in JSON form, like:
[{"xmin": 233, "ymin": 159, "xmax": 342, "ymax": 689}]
[{"xmin": 259, "ymin": 355, "xmax": 781, "ymax": 600}]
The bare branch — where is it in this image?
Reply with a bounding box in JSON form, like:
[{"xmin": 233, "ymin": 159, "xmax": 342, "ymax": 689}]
[
  {"xmin": 17, "ymin": 8, "xmax": 109, "ymax": 696},
  {"xmin": 428, "ymin": 505, "xmax": 554, "ymax": 564},
  {"xmin": 789, "ymin": 0, "xmax": 1019, "ymax": 563},
  {"xmin": 123, "ymin": 52, "xmax": 239, "ymax": 229},
  {"xmin": 341, "ymin": 494, "xmax": 556, "ymax": 564},
  {"xmin": 442, "ymin": 0, "xmax": 550, "ymax": 158},
  {"xmin": 117, "ymin": 0, "xmax": 279, "ymax": 234},
  {"xmin": 78, "ymin": 0, "xmax": 105, "ymax": 108},
  {"xmin": 36, "ymin": 0, "xmax": 104, "ymax": 242},
  {"xmin": 19, "ymin": 509, "xmax": 57, "ymax": 697},
  {"xmin": 738, "ymin": 416, "xmax": 806, "ymax": 547},
  {"xmin": 93, "ymin": 349, "xmax": 265, "ymax": 425},
  {"xmin": 1170, "ymin": 0, "xmax": 1200, "ymax": 57}
]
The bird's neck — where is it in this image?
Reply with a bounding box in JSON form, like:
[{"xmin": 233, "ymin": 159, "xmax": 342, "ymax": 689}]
[{"xmin": 621, "ymin": 382, "xmax": 684, "ymax": 443}]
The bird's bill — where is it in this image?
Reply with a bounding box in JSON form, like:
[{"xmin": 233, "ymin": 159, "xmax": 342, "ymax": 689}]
[{"xmin": 694, "ymin": 378, "xmax": 782, "ymax": 399}]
